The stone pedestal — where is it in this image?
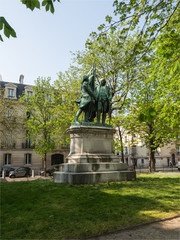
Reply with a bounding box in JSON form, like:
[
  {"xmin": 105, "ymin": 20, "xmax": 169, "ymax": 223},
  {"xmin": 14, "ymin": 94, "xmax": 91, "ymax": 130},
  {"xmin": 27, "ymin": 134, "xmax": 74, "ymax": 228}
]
[{"xmin": 54, "ymin": 125, "xmax": 136, "ymax": 184}]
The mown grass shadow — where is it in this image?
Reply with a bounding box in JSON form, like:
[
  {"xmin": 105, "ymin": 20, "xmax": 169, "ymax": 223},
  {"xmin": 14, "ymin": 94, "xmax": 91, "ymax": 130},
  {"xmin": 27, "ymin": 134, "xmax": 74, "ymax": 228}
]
[{"xmin": 1, "ymin": 174, "xmax": 180, "ymax": 239}]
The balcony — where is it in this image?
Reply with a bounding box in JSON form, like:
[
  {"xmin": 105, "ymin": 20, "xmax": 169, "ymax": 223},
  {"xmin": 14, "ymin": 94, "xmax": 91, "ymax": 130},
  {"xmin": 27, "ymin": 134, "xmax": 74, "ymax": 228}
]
[
  {"xmin": 22, "ymin": 142, "xmax": 35, "ymax": 149},
  {"xmin": 0, "ymin": 143, "xmax": 16, "ymax": 149}
]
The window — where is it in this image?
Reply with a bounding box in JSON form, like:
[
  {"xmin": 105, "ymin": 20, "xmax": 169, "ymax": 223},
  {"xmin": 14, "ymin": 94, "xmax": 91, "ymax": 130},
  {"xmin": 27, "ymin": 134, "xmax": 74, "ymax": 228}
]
[
  {"xmin": 8, "ymin": 89, "xmax": 14, "ymax": 99},
  {"xmin": 46, "ymin": 94, "xmax": 52, "ymax": 102},
  {"xmin": 4, "ymin": 154, "xmax": 11, "ymax": 165},
  {"xmin": 141, "ymin": 159, "xmax": 144, "ymax": 164},
  {"xmin": 176, "ymin": 145, "xmax": 180, "ymax": 155},
  {"xmin": 5, "ymin": 131, "xmax": 14, "ymax": 148},
  {"xmin": 26, "ymin": 130, "xmax": 32, "ymax": 148},
  {"xmin": 26, "ymin": 111, "xmax": 32, "ymax": 119},
  {"xmin": 132, "ymin": 145, "xmax": 136, "ymax": 155},
  {"xmin": 5, "ymin": 110, "xmax": 13, "ymax": 119},
  {"xmin": 27, "ymin": 91, "xmax": 33, "ymax": 96},
  {"xmin": 154, "ymin": 149, "xmax": 159, "ymax": 156},
  {"xmin": 25, "ymin": 154, "xmax": 32, "ymax": 165},
  {"xmin": 27, "ymin": 91, "xmax": 33, "ymax": 100},
  {"xmin": 124, "ymin": 147, "xmax": 128, "ymax": 155}
]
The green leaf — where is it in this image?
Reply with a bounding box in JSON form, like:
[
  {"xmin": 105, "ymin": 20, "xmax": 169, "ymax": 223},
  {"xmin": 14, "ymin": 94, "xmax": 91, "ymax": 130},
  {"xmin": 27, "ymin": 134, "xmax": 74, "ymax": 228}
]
[
  {"xmin": 42, "ymin": 0, "xmax": 47, "ymax": 7},
  {"xmin": 45, "ymin": 4, "xmax": 50, "ymax": 12},
  {"xmin": 4, "ymin": 26, "xmax": 10, "ymax": 38},
  {"xmin": 148, "ymin": 107, "xmax": 156, "ymax": 117},
  {"xmin": 50, "ymin": 4, "xmax": 54, "ymax": 13},
  {"xmin": 0, "ymin": 17, "xmax": 3, "ymax": 30},
  {"xmin": 0, "ymin": 34, "xmax": 3, "ymax": 41},
  {"xmin": 35, "ymin": 0, "xmax": 40, "ymax": 9},
  {"xmin": 11, "ymin": 29, "xmax": 17, "ymax": 38},
  {"xmin": 138, "ymin": 113, "xmax": 146, "ymax": 122}
]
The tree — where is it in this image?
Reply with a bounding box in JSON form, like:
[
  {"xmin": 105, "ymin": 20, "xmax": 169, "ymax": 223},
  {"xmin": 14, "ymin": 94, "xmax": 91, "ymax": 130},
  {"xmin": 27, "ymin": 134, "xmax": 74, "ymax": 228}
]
[
  {"xmin": 74, "ymin": 30, "xmax": 146, "ymax": 119},
  {"xmin": 118, "ymin": 18, "xmax": 180, "ymax": 172},
  {"xmin": 21, "ymin": 77, "xmax": 57, "ymax": 175},
  {"xmin": 0, "ymin": 0, "xmax": 60, "ymax": 41},
  {"xmin": 83, "ymin": 6, "xmax": 179, "ymax": 171},
  {"xmin": 97, "ymin": 0, "xmax": 180, "ymax": 64},
  {"xmin": 111, "ymin": 116, "xmax": 126, "ymax": 163},
  {"xmin": 54, "ymin": 66, "xmax": 81, "ymax": 145}
]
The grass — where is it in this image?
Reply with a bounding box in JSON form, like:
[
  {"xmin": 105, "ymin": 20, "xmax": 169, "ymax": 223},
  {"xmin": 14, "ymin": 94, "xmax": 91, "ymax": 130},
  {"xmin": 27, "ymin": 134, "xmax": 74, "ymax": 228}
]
[{"xmin": 1, "ymin": 173, "xmax": 180, "ymax": 239}]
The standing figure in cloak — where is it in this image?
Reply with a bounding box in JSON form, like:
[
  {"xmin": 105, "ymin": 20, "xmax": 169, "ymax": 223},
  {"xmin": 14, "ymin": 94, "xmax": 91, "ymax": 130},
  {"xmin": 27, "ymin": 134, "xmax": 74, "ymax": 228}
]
[
  {"xmin": 74, "ymin": 72, "xmax": 96, "ymax": 123},
  {"xmin": 95, "ymin": 78, "xmax": 112, "ymax": 125}
]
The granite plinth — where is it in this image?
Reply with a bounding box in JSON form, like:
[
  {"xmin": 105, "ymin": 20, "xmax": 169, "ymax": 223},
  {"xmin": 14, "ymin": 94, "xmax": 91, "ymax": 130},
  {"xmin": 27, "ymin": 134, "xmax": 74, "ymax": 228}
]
[
  {"xmin": 54, "ymin": 125, "xmax": 136, "ymax": 184},
  {"xmin": 54, "ymin": 171, "xmax": 136, "ymax": 184}
]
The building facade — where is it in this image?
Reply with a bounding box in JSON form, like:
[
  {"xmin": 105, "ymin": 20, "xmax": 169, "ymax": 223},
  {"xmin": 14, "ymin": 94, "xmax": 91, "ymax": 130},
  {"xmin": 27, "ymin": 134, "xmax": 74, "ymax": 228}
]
[
  {"xmin": 116, "ymin": 130, "xmax": 180, "ymax": 168},
  {"xmin": 0, "ymin": 77, "xmax": 69, "ymax": 174}
]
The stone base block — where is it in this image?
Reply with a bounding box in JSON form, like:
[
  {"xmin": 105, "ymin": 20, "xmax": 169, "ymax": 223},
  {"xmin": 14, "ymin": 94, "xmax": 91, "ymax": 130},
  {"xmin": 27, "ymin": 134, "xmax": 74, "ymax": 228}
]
[
  {"xmin": 67, "ymin": 153, "xmax": 120, "ymax": 163},
  {"xmin": 60, "ymin": 162, "xmax": 128, "ymax": 172},
  {"xmin": 54, "ymin": 170, "xmax": 136, "ymax": 184}
]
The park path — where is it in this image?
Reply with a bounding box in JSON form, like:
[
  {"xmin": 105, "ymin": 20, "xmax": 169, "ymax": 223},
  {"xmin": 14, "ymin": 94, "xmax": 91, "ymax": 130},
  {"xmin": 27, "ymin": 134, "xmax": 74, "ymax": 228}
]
[{"xmin": 88, "ymin": 216, "xmax": 180, "ymax": 240}]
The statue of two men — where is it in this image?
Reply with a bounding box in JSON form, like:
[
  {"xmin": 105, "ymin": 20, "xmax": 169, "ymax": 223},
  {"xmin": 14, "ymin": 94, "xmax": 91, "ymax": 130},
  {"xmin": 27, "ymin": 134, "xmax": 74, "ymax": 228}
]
[{"xmin": 74, "ymin": 68, "xmax": 112, "ymax": 125}]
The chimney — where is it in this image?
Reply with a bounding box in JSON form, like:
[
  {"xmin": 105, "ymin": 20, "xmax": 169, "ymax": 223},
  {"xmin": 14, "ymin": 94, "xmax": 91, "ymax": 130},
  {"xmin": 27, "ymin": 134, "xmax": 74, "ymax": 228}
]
[
  {"xmin": 0, "ymin": 74, "xmax": 3, "ymax": 81},
  {"xmin": 19, "ymin": 74, "xmax": 24, "ymax": 84}
]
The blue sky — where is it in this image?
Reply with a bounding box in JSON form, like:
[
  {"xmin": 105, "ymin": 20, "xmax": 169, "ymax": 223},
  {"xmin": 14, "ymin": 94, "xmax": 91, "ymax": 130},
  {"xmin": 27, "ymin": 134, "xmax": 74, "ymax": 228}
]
[{"xmin": 0, "ymin": 0, "xmax": 115, "ymax": 85}]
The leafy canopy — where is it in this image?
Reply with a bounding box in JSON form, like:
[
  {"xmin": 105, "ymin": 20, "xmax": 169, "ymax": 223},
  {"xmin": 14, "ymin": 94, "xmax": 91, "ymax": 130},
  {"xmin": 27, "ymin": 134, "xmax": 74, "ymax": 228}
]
[{"xmin": 0, "ymin": 0, "xmax": 60, "ymax": 41}]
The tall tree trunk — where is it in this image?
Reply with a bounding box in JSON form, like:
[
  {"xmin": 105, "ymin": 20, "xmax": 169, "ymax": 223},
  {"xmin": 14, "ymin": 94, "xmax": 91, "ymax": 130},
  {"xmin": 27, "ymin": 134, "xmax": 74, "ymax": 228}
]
[
  {"xmin": 149, "ymin": 146, "xmax": 156, "ymax": 172},
  {"xmin": 152, "ymin": 150, "xmax": 156, "ymax": 172},
  {"xmin": 148, "ymin": 122, "xmax": 156, "ymax": 172},
  {"xmin": 118, "ymin": 126, "xmax": 124, "ymax": 163},
  {"xmin": 43, "ymin": 152, "xmax": 47, "ymax": 177},
  {"xmin": 132, "ymin": 158, "xmax": 136, "ymax": 170},
  {"xmin": 148, "ymin": 148, "xmax": 152, "ymax": 172}
]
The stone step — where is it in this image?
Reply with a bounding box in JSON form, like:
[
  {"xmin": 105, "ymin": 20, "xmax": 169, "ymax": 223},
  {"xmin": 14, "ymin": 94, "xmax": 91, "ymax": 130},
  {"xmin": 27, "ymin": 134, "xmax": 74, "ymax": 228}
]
[
  {"xmin": 60, "ymin": 163, "xmax": 128, "ymax": 173},
  {"xmin": 54, "ymin": 170, "xmax": 136, "ymax": 184},
  {"xmin": 67, "ymin": 153, "xmax": 120, "ymax": 163}
]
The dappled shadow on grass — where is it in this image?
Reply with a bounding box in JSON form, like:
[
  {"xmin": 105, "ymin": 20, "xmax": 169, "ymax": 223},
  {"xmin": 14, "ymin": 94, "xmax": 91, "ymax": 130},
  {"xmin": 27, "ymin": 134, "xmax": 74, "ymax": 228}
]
[{"xmin": 1, "ymin": 175, "xmax": 180, "ymax": 239}]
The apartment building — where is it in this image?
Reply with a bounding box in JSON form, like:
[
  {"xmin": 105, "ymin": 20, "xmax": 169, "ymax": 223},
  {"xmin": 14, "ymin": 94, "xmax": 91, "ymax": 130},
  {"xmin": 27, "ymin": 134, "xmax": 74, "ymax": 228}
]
[
  {"xmin": 0, "ymin": 76, "xmax": 69, "ymax": 174},
  {"xmin": 116, "ymin": 130, "xmax": 180, "ymax": 168}
]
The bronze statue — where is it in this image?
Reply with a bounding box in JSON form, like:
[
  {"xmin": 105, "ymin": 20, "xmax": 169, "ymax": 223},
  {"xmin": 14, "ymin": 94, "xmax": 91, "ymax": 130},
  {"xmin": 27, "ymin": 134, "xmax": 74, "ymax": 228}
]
[
  {"xmin": 74, "ymin": 67, "xmax": 112, "ymax": 125},
  {"xmin": 74, "ymin": 74, "xmax": 96, "ymax": 123},
  {"xmin": 95, "ymin": 78, "xmax": 112, "ymax": 125}
]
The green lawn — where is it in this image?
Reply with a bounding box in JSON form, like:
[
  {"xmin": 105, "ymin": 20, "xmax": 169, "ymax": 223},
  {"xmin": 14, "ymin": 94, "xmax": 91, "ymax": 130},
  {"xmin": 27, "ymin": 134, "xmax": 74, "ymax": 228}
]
[{"xmin": 1, "ymin": 173, "xmax": 180, "ymax": 239}]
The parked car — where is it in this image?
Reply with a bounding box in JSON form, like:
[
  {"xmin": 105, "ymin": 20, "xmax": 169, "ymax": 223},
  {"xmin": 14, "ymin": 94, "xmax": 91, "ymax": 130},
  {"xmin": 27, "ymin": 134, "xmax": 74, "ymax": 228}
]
[
  {"xmin": 0, "ymin": 167, "xmax": 15, "ymax": 177},
  {"xmin": 40, "ymin": 165, "xmax": 60, "ymax": 176},
  {"xmin": 9, "ymin": 167, "xmax": 31, "ymax": 178},
  {"xmin": 46, "ymin": 165, "xmax": 60, "ymax": 176},
  {"xmin": 176, "ymin": 161, "xmax": 180, "ymax": 171}
]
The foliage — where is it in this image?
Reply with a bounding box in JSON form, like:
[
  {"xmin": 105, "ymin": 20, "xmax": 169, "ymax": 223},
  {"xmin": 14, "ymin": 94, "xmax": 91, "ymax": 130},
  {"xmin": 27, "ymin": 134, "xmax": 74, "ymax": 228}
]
[
  {"xmin": 1, "ymin": 174, "xmax": 180, "ymax": 239},
  {"xmin": 116, "ymin": 16, "xmax": 180, "ymax": 171},
  {"xmin": 21, "ymin": 77, "xmax": 57, "ymax": 172},
  {"xmin": 99, "ymin": 0, "xmax": 180, "ymax": 63},
  {"xmin": 54, "ymin": 66, "xmax": 81, "ymax": 146},
  {"xmin": 0, "ymin": 0, "xmax": 60, "ymax": 41},
  {"xmin": 74, "ymin": 31, "xmax": 145, "ymax": 116}
]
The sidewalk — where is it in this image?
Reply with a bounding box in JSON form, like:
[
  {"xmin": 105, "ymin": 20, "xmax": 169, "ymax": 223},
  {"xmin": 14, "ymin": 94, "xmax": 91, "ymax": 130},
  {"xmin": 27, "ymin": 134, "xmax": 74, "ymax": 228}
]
[
  {"xmin": 88, "ymin": 216, "xmax": 180, "ymax": 240},
  {"xmin": 0, "ymin": 176, "xmax": 52, "ymax": 182}
]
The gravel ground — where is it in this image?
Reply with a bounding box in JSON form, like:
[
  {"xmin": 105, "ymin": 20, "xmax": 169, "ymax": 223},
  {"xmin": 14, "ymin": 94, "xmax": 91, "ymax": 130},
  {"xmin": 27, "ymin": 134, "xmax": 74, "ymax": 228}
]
[{"xmin": 88, "ymin": 216, "xmax": 180, "ymax": 240}]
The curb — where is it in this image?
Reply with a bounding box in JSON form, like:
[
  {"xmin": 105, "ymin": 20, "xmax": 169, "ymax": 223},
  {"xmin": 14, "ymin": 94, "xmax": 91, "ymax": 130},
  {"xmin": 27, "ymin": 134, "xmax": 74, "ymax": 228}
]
[{"xmin": 87, "ymin": 215, "xmax": 180, "ymax": 239}]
